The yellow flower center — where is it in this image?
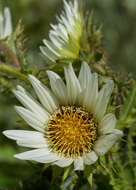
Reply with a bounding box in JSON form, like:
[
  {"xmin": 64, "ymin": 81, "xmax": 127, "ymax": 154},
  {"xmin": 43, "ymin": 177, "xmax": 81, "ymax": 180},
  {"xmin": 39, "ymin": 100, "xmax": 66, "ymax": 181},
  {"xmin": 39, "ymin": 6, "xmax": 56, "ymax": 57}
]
[{"xmin": 46, "ymin": 106, "xmax": 98, "ymax": 158}]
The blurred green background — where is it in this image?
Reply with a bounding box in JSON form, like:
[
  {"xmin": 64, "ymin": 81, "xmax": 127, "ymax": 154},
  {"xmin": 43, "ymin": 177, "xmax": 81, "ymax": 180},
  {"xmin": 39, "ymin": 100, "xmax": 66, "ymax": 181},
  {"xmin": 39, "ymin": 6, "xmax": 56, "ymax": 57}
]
[{"xmin": 0, "ymin": 0, "xmax": 136, "ymax": 189}]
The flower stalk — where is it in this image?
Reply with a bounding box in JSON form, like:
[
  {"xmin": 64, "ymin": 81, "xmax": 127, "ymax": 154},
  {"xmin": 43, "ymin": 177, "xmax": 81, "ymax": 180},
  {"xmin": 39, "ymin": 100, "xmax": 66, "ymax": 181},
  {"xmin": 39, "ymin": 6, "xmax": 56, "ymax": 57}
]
[{"xmin": 0, "ymin": 64, "xmax": 27, "ymax": 82}]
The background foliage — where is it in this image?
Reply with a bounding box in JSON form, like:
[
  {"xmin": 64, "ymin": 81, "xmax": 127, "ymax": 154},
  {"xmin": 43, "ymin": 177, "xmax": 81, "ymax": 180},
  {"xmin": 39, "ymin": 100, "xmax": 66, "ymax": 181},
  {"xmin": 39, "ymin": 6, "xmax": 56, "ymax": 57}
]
[{"xmin": 0, "ymin": 0, "xmax": 136, "ymax": 189}]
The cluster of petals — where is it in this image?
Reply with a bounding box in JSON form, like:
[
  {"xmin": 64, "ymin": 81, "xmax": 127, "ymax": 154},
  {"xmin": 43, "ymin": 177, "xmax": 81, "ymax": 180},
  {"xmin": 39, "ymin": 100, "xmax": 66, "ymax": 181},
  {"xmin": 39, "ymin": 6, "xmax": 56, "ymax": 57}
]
[
  {"xmin": 40, "ymin": 0, "xmax": 83, "ymax": 62},
  {"xmin": 3, "ymin": 62, "xmax": 123, "ymax": 170}
]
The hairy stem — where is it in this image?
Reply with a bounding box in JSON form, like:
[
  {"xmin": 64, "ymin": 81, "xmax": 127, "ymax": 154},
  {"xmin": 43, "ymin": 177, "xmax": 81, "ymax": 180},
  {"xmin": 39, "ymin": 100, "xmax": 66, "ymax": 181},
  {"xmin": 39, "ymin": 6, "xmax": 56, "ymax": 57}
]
[{"xmin": 0, "ymin": 64, "xmax": 28, "ymax": 82}]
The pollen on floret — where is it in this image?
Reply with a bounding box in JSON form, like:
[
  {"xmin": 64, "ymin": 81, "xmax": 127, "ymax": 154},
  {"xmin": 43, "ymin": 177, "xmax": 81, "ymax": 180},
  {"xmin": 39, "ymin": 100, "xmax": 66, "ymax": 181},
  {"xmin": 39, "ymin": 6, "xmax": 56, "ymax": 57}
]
[{"xmin": 46, "ymin": 106, "xmax": 98, "ymax": 158}]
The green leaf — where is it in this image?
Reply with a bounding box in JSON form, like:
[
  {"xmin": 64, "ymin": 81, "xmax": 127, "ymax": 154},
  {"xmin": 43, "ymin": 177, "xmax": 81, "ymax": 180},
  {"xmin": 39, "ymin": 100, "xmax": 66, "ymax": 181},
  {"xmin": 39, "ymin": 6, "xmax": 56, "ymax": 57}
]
[{"xmin": 118, "ymin": 83, "xmax": 136, "ymax": 129}]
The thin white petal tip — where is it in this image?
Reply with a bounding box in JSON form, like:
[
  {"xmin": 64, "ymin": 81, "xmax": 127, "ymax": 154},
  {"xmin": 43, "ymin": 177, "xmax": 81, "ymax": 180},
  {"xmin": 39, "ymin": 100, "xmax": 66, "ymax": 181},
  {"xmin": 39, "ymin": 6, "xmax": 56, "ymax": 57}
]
[
  {"xmin": 12, "ymin": 89, "xmax": 16, "ymax": 94},
  {"xmin": 28, "ymin": 75, "xmax": 36, "ymax": 83},
  {"xmin": 2, "ymin": 130, "xmax": 8, "ymax": 137},
  {"xmin": 113, "ymin": 129, "xmax": 123, "ymax": 137},
  {"xmin": 46, "ymin": 70, "xmax": 52, "ymax": 77},
  {"xmin": 14, "ymin": 105, "xmax": 21, "ymax": 111},
  {"xmin": 14, "ymin": 154, "xmax": 23, "ymax": 160},
  {"xmin": 2, "ymin": 130, "xmax": 15, "ymax": 139}
]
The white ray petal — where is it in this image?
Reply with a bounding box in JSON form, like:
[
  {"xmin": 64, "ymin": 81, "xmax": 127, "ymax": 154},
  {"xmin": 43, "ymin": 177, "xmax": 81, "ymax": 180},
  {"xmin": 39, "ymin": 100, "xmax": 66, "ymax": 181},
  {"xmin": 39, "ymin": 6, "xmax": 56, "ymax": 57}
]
[
  {"xmin": 94, "ymin": 80, "xmax": 114, "ymax": 121},
  {"xmin": 13, "ymin": 88, "xmax": 49, "ymax": 120},
  {"xmin": 3, "ymin": 130, "xmax": 47, "ymax": 148},
  {"xmin": 41, "ymin": 0, "xmax": 82, "ymax": 61},
  {"xmin": 84, "ymin": 151, "xmax": 98, "ymax": 165},
  {"xmin": 64, "ymin": 0, "xmax": 73, "ymax": 19},
  {"xmin": 99, "ymin": 113, "xmax": 117, "ymax": 135},
  {"xmin": 16, "ymin": 85, "xmax": 26, "ymax": 93},
  {"xmin": 111, "ymin": 129, "xmax": 123, "ymax": 136},
  {"xmin": 47, "ymin": 71, "xmax": 67, "ymax": 105},
  {"xmin": 78, "ymin": 62, "xmax": 91, "ymax": 89},
  {"xmin": 73, "ymin": 0, "xmax": 78, "ymax": 18},
  {"xmin": 14, "ymin": 148, "xmax": 59, "ymax": 163},
  {"xmin": 50, "ymin": 24, "xmax": 68, "ymax": 42},
  {"xmin": 54, "ymin": 158, "xmax": 73, "ymax": 167},
  {"xmin": 49, "ymin": 32, "xmax": 63, "ymax": 48},
  {"xmin": 52, "ymin": 23, "xmax": 68, "ymax": 41},
  {"xmin": 15, "ymin": 106, "xmax": 47, "ymax": 132},
  {"xmin": 0, "ymin": 13, "xmax": 4, "ymax": 37},
  {"xmin": 58, "ymin": 15, "xmax": 70, "ymax": 34},
  {"xmin": 83, "ymin": 73, "xmax": 98, "ymax": 112},
  {"xmin": 3, "ymin": 130, "xmax": 44, "ymax": 140},
  {"xmin": 64, "ymin": 63, "xmax": 81, "ymax": 105},
  {"xmin": 29, "ymin": 75, "xmax": 59, "ymax": 113},
  {"xmin": 74, "ymin": 157, "xmax": 84, "ymax": 171},
  {"xmin": 89, "ymin": 73, "xmax": 98, "ymax": 108},
  {"xmin": 59, "ymin": 23, "xmax": 68, "ymax": 38},
  {"xmin": 3, "ymin": 7, "xmax": 12, "ymax": 37},
  {"xmin": 94, "ymin": 130, "xmax": 123, "ymax": 156},
  {"xmin": 82, "ymin": 78, "xmax": 92, "ymax": 110},
  {"xmin": 40, "ymin": 46, "xmax": 57, "ymax": 62},
  {"xmin": 43, "ymin": 39, "xmax": 60, "ymax": 57},
  {"xmin": 14, "ymin": 148, "xmax": 49, "ymax": 159},
  {"xmin": 17, "ymin": 140, "xmax": 47, "ymax": 149}
]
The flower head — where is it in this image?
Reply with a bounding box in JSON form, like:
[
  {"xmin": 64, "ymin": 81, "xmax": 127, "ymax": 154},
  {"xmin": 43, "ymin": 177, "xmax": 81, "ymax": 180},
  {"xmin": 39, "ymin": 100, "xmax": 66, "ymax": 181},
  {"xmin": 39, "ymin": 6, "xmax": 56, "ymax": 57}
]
[
  {"xmin": 40, "ymin": 0, "xmax": 83, "ymax": 62},
  {"xmin": 3, "ymin": 63, "xmax": 123, "ymax": 170},
  {"xmin": 0, "ymin": 7, "xmax": 12, "ymax": 39}
]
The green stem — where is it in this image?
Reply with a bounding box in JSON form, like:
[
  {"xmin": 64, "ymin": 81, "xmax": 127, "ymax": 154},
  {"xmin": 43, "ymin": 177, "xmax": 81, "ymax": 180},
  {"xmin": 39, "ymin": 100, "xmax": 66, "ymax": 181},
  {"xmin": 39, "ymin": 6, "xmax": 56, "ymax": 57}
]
[
  {"xmin": 0, "ymin": 77, "xmax": 13, "ymax": 89},
  {"xmin": 122, "ymin": 86, "xmax": 136, "ymax": 120},
  {"xmin": 118, "ymin": 84, "xmax": 136, "ymax": 128},
  {"xmin": 0, "ymin": 64, "xmax": 28, "ymax": 82},
  {"xmin": 128, "ymin": 127, "xmax": 136, "ymax": 180}
]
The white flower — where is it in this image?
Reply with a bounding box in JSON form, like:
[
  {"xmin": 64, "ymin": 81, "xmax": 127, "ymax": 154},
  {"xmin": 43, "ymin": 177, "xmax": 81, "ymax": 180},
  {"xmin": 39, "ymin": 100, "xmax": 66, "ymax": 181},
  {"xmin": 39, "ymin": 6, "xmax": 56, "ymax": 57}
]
[
  {"xmin": 0, "ymin": 7, "xmax": 12, "ymax": 39},
  {"xmin": 40, "ymin": 0, "xmax": 83, "ymax": 62},
  {"xmin": 3, "ymin": 62, "xmax": 123, "ymax": 170}
]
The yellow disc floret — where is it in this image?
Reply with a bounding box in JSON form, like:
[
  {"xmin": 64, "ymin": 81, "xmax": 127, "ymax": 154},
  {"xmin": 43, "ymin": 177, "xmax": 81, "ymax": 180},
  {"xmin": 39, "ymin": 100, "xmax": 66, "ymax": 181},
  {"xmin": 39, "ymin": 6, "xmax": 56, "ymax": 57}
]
[{"xmin": 46, "ymin": 106, "xmax": 98, "ymax": 158}]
